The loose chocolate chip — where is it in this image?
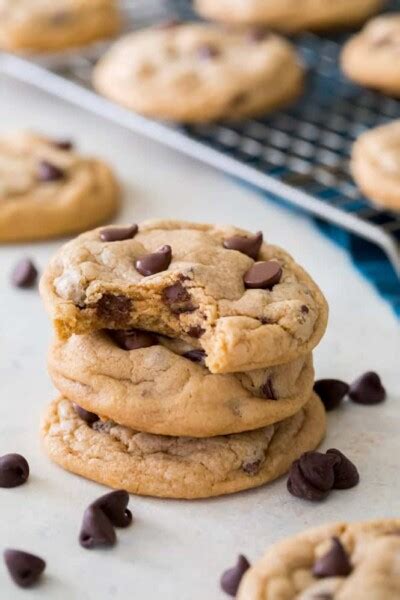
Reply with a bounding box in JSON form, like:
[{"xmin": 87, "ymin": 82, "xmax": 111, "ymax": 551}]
[
  {"xmin": 0, "ymin": 454, "xmax": 29, "ymax": 488},
  {"xmin": 54, "ymin": 139, "xmax": 74, "ymax": 151},
  {"xmin": 197, "ymin": 44, "xmax": 220, "ymax": 59},
  {"xmin": 37, "ymin": 160, "xmax": 64, "ymax": 182},
  {"xmin": 287, "ymin": 460, "xmax": 330, "ymax": 502},
  {"xmin": 223, "ymin": 231, "xmax": 263, "ymax": 260},
  {"xmin": 259, "ymin": 378, "xmax": 276, "ymax": 400},
  {"xmin": 79, "ymin": 506, "xmax": 116, "ymax": 549},
  {"xmin": 187, "ymin": 325, "xmax": 205, "ymax": 338},
  {"xmin": 247, "ymin": 28, "xmax": 270, "ymax": 43},
  {"xmin": 10, "ymin": 258, "xmax": 38, "ymax": 288},
  {"xmin": 349, "ymin": 372, "xmax": 386, "ymax": 405},
  {"xmin": 183, "ymin": 349, "xmax": 206, "ymax": 364},
  {"xmin": 135, "ymin": 245, "xmax": 172, "ymax": 277},
  {"xmin": 314, "ymin": 379, "xmax": 349, "ymax": 412},
  {"xmin": 162, "ymin": 282, "xmax": 195, "ymax": 314},
  {"xmin": 298, "ymin": 452, "xmax": 339, "ymax": 492},
  {"xmin": 326, "ymin": 449, "xmax": 359, "ymax": 490},
  {"xmin": 313, "ymin": 538, "xmax": 352, "ymax": 578},
  {"xmin": 4, "ymin": 549, "xmax": 45, "ymax": 588},
  {"xmin": 242, "ymin": 460, "xmax": 262, "ymax": 475},
  {"xmin": 91, "ymin": 490, "xmax": 132, "ymax": 528},
  {"xmin": 221, "ymin": 555, "xmax": 250, "ymax": 596},
  {"xmin": 96, "ymin": 294, "xmax": 132, "ymax": 323},
  {"xmin": 110, "ymin": 329, "xmax": 158, "ymax": 351},
  {"xmin": 243, "ymin": 261, "xmax": 282, "ymax": 290},
  {"xmin": 100, "ymin": 224, "xmax": 138, "ymax": 242},
  {"xmin": 73, "ymin": 403, "xmax": 99, "ymax": 425}
]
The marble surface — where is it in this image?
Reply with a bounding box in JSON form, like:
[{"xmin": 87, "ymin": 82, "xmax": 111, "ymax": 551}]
[{"xmin": 0, "ymin": 74, "xmax": 399, "ymax": 599}]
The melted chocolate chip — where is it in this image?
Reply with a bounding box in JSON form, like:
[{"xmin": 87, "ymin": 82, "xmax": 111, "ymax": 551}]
[
  {"xmin": 220, "ymin": 555, "xmax": 250, "ymax": 596},
  {"xmin": 37, "ymin": 160, "xmax": 64, "ymax": 182},
  {"xmin": 243, "ymin": 261, "xmax": 282, "ymax": 290},
  {"xmin": 259, "ymin": 378, "xmax": 276, "ymax": 400},
  {"xmin": 313, "ymin": 538, "xmax": 352, "ymax": 578},
  {"xmin": 79, "ymin": 506, "xmax": 116, "ymax": 549},
  {"xmin": 187, "ymin": 325, "xmax": 205, "ymax": 338},
  {"xmin": 0, "ymin": 454, "xmax": 29, "ymax": 488},
  {"xmin": 110, "ymin": 329, "xmax": 158, "ymax": 351},
  {"xmin": 197, "ymin": 44, "xmax": 220, "ymax": 59},
  {"xmin": 4, "ymin": 549, "xmax": 46, "ymax": 588},
  {"xmin": 135, "ymin": 245, "xmax": 172, "ymax": 276},
  {"xmin": 162, "ymin": 282, "xmax": 195, "ymax": 314},
  {"xmin": 349, "ymin": 372, "xmax": 386, "ymax": 405},
  {"xmin": 100, "ymin": 224, "xmax": 138, "ymax": 242},
  {"xmin": 223, "ymin": 231, "xmax": 263, "ymax": 259},
  {"xmin": 73, "ymin": 403, "xmax": 99, "ymax": 425},
  {"xmin": 287, "ymin": 460, "xmax": 329, "ymax": 502},
  {"xmin": 314, "ymin": 379, "xmax": 349, "ymax": 412},
  {"xmin": 91, "ymin": 490, "xmax": 132, "ymax": 528},
  {"xmin": 10, "ymin": 258, "xmax": 38, "ymax": 288},
  {"xmin": 54, "ymin": 139, "xmax": 74, "ymax": 151},
  {"xmin": 183, "ymin": 349, "xmax": 206, "ymax": 364},
  {"xmin": 96, "ymin": 295, "xmax": 132, "ymax": 324},
  {"xmin": 326, "ymin": 449, "xmax": 359, "ymax": 490},
  {"xmin": 242, "ymin": 460, "xmax": 262, "ymax": 475}
]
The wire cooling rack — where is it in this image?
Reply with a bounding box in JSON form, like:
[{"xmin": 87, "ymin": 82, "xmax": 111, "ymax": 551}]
[{"xmin": 1, "ymin": 0, "xmax": 400, "ymax": 275}]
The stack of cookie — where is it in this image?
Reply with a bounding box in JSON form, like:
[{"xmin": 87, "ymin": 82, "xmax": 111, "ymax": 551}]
[{"xmin": 40, "ymin": 220, "xmax": 329, "ymax": 499}]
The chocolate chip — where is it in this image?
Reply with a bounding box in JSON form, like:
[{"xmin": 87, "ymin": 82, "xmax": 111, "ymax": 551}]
[
  {"xmin": 298, "ymin": 452, "xmax": 339, "ymax": 492},
  {"xmin": 135, "ymin": 245, "xmax": 172, "ymax": 277},
  {"xmin": 223, "ymin": 231, "xmax": 263, "ymax": 260},
  {"xmin": 313, "ymin": 538, "xmax": 352, "ymax": 578},
  {"xmin": 54, "ymin": 139, "xmax": 74, "ymax": 151},
  {"xmin": 247, "ymin": 28, "xmax": 270, "ymax": 43},
  {"xmin": 220, "ymin": 555, "xmax": 250, "ymax": 596},
  {"xmin": 287, "ymin": 460, "xmax": 329, "ymax": 501},
  {"xmin": 242, "ymin": 460, "xmax": 262, "ymax": 475},
  {"xmin": 197, "ymin": 44, "xmax": 220, "ymax": 59},
  {"xmin": 37, "ymin": 160, "xmax": 64, "ymax": 182},
  {"xmin": 100, "ymin": 224, "xmax": 138, "ymax": 242},
  {"xmin": 79, "ymin": 506, "xmax": 116, "ymax": 549},
  {"xmin": 10, "ymin": 258, "xmax": 38, "ymax": 288},
  {"xmin": 0, "ymin": 454, "xmax": 29, "ymax": 488},
  {"xmin": 73, "ymin": 403, "xmax": 99, "ymax": 425},
  {"xmin": 349, "ymin": 372, "xmax": 386, "ymax": 405},
  {"xmin": 96, "ymin": 294, "xmax": 132, "ymax": 323},
  {"xmin": 243, "ymin": 261, "xmax": 282, "ymax": 290},
  {"xmin": 91, "ymin": 490, "xmax": 132, "ymax": 528},
  {"xmin": 183, "ymin": 349, "xmax": 206, "ymax": 364},
  {"xmin": 314, "ymin": 379, "xmax": 349, "ymax": 412},
  {"xmin": 301, "ymin": 305, "xmax": 309, "ymax": 313},
  {"xmin": 162, "ymin": 282, "xmax": 195, "ymax": 314},
  {"xmin": 259, "ymin": 378, "xmax": 276, "ymax": 400},
  {"xmin": 110, "ymin": 329, "xmax": 158, "ymax": 351},
  {"xmin": 187, "ymin": 325, "xmax": 205, "ymax": 338},
  {"xmin": 4, "ymin": 549, "xmax": 45, "ymax": 588},
  {"xmin": 326, "ymin": 449, "xmax": 359, "ymax": 490}
]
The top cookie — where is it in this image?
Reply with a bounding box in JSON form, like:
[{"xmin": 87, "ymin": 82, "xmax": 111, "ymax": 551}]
[
  {"xmin": 341, "ymin": 14, "xmax": 400, "ymax": 97},
  {"xmin": 40, "ymin": 220, "xmax": 328, "ymax": 374},
  {"xmin": 93, "ymin": 22, "xmax": 304, "ymax": 122},
  {"xmin": 0, "ymin": 0, "xmax": 120, "ymax": 53},
  {"xmin": 195, "ymin": 0, "xmax": 385, "ymax": 32},
  {"xmin": 238, "ymin": 518, "xmax": 400, "ymax": 599}
]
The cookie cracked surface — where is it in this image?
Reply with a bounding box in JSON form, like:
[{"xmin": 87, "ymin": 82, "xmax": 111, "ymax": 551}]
[
  {"xmin": 41, "ymin": 393, "xmax": 325, "ymax": 499},
  {"xmin": 40, "ymin": 220, "xmax": 328, "ymax": 374}
]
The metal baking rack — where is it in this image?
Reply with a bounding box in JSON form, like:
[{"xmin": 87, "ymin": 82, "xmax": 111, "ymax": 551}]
[{"xmin": 1, "ymin": 0, "xmax": 400, "ymax": 275}]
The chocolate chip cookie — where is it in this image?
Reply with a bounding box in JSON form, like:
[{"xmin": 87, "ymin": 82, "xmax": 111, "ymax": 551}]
[
  {"xmin": 341, "ymin": 14, "xmax": 400, "ymax": 97},
  {"xmin": 238, "ymin": 518, "xmax": 400, "ymax": 599},
  {"xmin": 40, "ymin": 220, "xmax": 328, "ymax": 373},
  {"xmin": 0, "ymin": 0, "xmax": 120, "ymax": 53},
  {"xmin": 93, "ymin": 22, "xmax": 304, "ymax": 122},
  {"xmin": 351, "ymin": 120, "xmax": 400, "ymax": 211},
  {"xmin": 0, "ymin": 132, "xmax": 120, "ymax": 242},
  {"xmin": 41, "ymin": 393, "xmax": 325, "ymax": 499}
]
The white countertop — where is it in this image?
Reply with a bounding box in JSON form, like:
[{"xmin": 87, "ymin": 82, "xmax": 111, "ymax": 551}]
[{"xmin": 0, "ymin": 73, "xmax": 399, "ymax": 600}]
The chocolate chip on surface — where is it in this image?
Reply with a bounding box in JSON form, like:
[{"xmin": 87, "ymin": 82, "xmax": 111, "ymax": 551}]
[
  {"xmin": 298, "ymin": 452, "xmax": 339, "ymax": 492},
  {"xmin": 220, "ymin": 554, "xmax": 250, "ymax": 596},
  {"xmin": 99, "ymin": 224, "xmax": 138, "ymax": 242},
  {"xmin": 243, "ymin": 261, "xmax": 282, "ymax": 289},
  {"xmin": 79, "ymin": 506, "xmax": 116, "ymax": 549},
  {"xmin": 223, "ymin": 231, "xmax": 263, "ymax": 259},
  {"xmin": 0, "ymin": 454, "xmax": 29, "ymax": 488},
  {"xmin": 183, "ymin": 349, "xmax": 206, "ymax": 364},
  {"xmin": 314, "ymin": 379, "xmax": 349, "ymax": 411},
  {"xmin": 109, "ymin": 329, "xmax": 158, "ymax": 351},
  {"xmin": 287, "ymin": 459, "xmax": 331, "ymax": 502},
  {"xmin": 349, "ymin": 371, "xmax": 386, "ymax": 405},
  {"xmin": 73, "ymin": 403, "xmax": 99, "ymax": 425},
  {"xmin": 259, "ymin": 378, "xmax": 276, "ymax": 400},
  {"xmin": 162, "ymin": 282, "xmax": 195, "ymax": 314},
  {"xmin": 135, "ymin": 245, "xmax": 172, "ymax": 276},
  {"xmin": 4, "ymin": 549, "xmax": 45, "ymax": 588},
  {"xmin": 91, "ymin": 490, "xmax": 132, "ymax": 528},
  {"xmin": 96, "ymin": 294, "xmax": 132, "ymax": 323},
  {"xmin": 10, "ymin": 258, "xmax": 38, "ymax": 288},
  {"xmin": 326, "ymin": 449, "xmax": 360, "ymax": 489},
  {"xmin": 37, "ymin": 160, "xmax": 64, "ymax": 182},
  {"xmin": 313, "ymin": 537, "xmax": 352, "ymax": 578}
]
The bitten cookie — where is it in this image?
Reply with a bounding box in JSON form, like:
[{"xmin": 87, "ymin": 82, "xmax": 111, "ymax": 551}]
[
  {"xmin": 0, "ymin": 132, "xmax": 120, "ymax": 242},
  {"xmin": 341, "ymin": 14, "xmax": 400, "ymax": 97},
  {"xmin": 195, "ymin": 0, "xmax": 385, "ymax": 32},
  {"xmin": 93, "ymin": 22, "xmax": 304, "ymax": 122},
  {"xmin": 41, "ymin": 393, "xmax": 326, "ymax": 499},
  {"xmin": 0, "ymin": 0, "xmax": 120, "ymax": 53},
  {"xmin": 351, "ymin": 120, "xmax": 400, "ymax": 211},
  {"xmin": 48, "ymin": 331, "xmax": 314, "ymax": 437},
  {"xmin": 40, "ymin": 220, "xmax": 328, "ymax": 374},
  {"xmin": 238, "ymin": 518, "xmax": 400, "ymax": 599}
]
